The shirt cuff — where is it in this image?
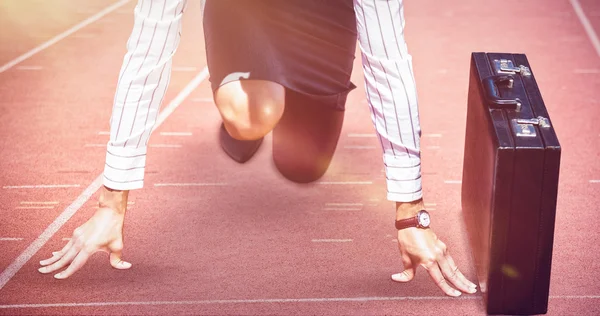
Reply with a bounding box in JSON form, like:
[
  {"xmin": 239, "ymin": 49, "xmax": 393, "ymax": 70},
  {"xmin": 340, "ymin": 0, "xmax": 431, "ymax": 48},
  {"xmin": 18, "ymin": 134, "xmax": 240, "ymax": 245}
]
[
  {"xmin": 103, "ymin": 144, "xmax": 147, "ymax": 190},
  {"xmin": 383, "ymin": 154, "xmax": 423, "ymax": 202}
]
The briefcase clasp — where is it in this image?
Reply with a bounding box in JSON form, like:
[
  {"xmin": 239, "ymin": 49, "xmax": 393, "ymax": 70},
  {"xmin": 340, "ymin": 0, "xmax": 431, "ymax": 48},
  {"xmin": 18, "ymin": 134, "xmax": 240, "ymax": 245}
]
[
  {"xmin": 493, "ymin": 59, "xmax": 531, "ymax": 77},
  {"xmin": 516, "ymin": 116, "xmax": 551, "ymax": 128},
  {"xmin": 511, "ymin": 116, "xmax": 551, "ymax": 137}
]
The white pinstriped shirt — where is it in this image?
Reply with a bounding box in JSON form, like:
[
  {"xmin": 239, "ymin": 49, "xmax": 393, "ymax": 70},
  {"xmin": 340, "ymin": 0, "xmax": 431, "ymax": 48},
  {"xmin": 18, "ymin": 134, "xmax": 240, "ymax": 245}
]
[{"xmin": 104, "ymin": 0, "xmax": 422, "ymax": 202}]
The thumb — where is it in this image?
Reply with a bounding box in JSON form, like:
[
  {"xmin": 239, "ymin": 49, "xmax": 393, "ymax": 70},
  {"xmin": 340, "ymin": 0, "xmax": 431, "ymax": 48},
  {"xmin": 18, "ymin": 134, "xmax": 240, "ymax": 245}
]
[
  {"xmin": 109, "ymin": 240, "xmax": 132, "ymax": 270},
  {"xmin": 392, "ymin": 253, "xmax": 416, "ymax": 283}
]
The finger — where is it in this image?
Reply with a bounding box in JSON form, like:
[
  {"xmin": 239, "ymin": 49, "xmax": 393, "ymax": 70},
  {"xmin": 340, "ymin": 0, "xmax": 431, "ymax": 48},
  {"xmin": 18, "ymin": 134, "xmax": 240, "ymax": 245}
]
[
  {"xmin": 392, "ymin": 252, "xmax": 416, "ymax": 283},
  {"xmin": 421, "ymin": 261, "xmax": 462, "ymax": 297},
  {"xmin": 109, "ymin": 251, "xmax": 132, "ymax": 270},
  {"xmin": 438, "ymin": 254, "xmax": 476, "ymax": 294},
  {"xmin": 54, "ymin": 248, "xmax": 93, "ymax": 279},
  {"xmin": 40, "ymin": 252, "xmax": 63, "ymax": 267},
  {"xmin": 56, "ymin": 238, "xmax": 74, "ymax": 255},
  {"xmin": 39, "ymin": 239, "xmax": 74, "ymax": 266},
  {"xmin": 38, "ymin": 242, "xmax": 80, "ymax": 274},
  {"xmin": 444, "ymin": 253, "xmax": 477, "ymax": 291},
  {"xmin": 54, "ymin": 239, "xmax": 74, "ymax": 256}
]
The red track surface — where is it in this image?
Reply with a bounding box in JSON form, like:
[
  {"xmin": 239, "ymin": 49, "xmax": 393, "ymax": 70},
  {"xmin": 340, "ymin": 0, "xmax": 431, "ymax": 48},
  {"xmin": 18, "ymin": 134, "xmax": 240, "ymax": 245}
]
[{"xmin": 0, "ymin": 0, "xmax": 599, "ymax": 315}]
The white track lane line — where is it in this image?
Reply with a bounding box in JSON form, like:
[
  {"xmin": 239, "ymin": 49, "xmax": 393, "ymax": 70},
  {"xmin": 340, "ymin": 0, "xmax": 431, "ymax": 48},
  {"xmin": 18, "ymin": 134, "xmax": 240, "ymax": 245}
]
[
  {"xmin": 590, "ymin": 180, "xmax": 600, "ymax": 183},
  {"xmin": 159, "ymin": 132, "xmax": 192, "ymax": 136},
  {"xmin": 153, "ymin": 183, "xmax": 227, "ymax": 187},
  {"xmin": 0, "ymin": 238, "xmax": 24, "ymax": 241},
  {"xmin": 3, "ymin": 185, "xmax": 80, "ymax": 189},
  {"xmin": 570, "ymin": 0, "xmax": 600, "ymax": 58},
  {"xmin": 312, "ymin": 239, "xmax": 353, "ymax": 243},
  {"xmin": 0, "ymin": 0, "xmax": 132, "ymax": 73},
  {"xmin": 20, "ymin": 202, "xmax": 59, "ymax": 205},
  {"xmin": 20, "ymin": 201, "xmax": 58, "ymax": 205},
  {"xmin": 0, "ymin": 297, "xmax": 478, "ymax": 310},
  {"xmin": 444, "ymin": 180, "xmax": 462, "ymax": 184},
  {"xmin": 15, "ymin": 206, "xmax": 55, "ymax": 210},
  {"xmin": 317, "ymin": 181, "xmax": 373, "ymax": 185},
  {"xmin": 84, "ymin": 144, "xmax": 182, "ymax": 148},
  {"xmin": 0, "ymin": 67, "xmax": 209, "ymax": 290},
  {"xmin": 321, "ymin": 208, "xmax": 362, "ymax": 211},
  {"xmin": 322, "ymin": 203, "xmax": 363, "ymax": 211},
  {"xmin": 2, "ymin": 295, "xmax": 600, "ymax": 309}
]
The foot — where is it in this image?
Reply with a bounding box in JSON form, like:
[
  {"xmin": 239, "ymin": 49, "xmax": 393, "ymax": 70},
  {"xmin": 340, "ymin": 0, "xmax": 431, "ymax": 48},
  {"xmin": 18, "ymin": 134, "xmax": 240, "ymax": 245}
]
[{"xmin": 219, "ymin": 123, "xmax": 263, "ymax": 163}]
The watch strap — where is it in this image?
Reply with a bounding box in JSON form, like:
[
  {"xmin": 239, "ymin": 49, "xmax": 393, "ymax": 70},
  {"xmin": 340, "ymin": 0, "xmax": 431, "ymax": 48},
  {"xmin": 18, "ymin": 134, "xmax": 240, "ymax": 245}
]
[{"xmin": 395, "ymin": 216, "xmax": 418, "ymax": 230}]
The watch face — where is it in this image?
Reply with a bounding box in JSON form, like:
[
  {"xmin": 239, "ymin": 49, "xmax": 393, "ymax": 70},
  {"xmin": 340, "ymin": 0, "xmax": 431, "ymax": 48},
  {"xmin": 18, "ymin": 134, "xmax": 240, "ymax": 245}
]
[{"xmin": 418, "ymin": 211, "xmax": 430, "ymax": 227}]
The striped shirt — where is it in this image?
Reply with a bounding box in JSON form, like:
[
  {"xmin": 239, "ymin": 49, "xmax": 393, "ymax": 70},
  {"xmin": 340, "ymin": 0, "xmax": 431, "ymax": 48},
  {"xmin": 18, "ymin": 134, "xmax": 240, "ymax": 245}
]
[{"xmin": 104, "ymin": 0, "xmax": 422, "ymax": 202}]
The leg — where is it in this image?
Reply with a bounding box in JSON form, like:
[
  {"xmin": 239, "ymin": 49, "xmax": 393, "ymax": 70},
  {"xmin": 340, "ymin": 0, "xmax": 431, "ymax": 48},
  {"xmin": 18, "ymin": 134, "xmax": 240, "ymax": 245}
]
[
  {"xmin": 272, "ymin": 90, "xmax": 345, "ymax": 183},
  {"xmin": 215, "ymin": 79, "xmax": 285, "ymax": 141},
  {"xmin": 202, "ymin": 0, "xmax": 356, "ymax": 166},
  {"xmin": 213, "ymin": 79, "xmax": 285, "ymax": 163}
]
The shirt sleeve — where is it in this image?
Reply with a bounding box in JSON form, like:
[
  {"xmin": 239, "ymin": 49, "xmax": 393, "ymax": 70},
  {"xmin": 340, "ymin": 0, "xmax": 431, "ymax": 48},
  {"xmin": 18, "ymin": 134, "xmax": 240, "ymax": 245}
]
[
  {"xmin": 103, "ymin": 0, "xmax": 187, "ymax": 190},
  {"xmin": 353, "ymin": 0, "xmax": 423, "ymax": 202}
]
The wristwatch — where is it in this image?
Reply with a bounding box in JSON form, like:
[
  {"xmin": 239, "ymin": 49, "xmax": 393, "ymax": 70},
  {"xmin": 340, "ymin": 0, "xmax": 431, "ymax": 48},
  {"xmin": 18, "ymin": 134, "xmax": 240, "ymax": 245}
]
[{"xmin": 395, "ymin": 210, "xmax": 431, "ymax": 230}]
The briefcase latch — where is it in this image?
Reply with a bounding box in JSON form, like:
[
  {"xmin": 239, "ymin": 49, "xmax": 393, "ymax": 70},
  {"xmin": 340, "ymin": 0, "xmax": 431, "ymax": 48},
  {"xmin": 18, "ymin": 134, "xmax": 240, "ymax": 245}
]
[
  {"xmin": 516, "ymin": 116, "xmax": 551, "ymax": 127},
  {"xmin": 511, "ymin": 116, "xmax": 551, "ymax": 137},
  {"xmin": 493, "ymin": 59, "xmax": 532, "ymax": 77}
]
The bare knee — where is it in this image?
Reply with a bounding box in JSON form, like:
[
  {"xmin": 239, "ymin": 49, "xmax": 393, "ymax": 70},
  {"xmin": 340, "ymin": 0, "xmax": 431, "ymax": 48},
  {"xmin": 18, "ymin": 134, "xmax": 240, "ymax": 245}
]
[{"xmin": 215, "ymin": 80, "xmax": 285, "ymax": 140}]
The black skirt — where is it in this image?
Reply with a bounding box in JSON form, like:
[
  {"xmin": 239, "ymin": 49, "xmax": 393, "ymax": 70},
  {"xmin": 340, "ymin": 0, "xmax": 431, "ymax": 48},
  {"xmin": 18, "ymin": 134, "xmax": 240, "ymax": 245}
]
[{"xmin": 203, "ymin": 0, "xmax": 357, "ymax": 110}]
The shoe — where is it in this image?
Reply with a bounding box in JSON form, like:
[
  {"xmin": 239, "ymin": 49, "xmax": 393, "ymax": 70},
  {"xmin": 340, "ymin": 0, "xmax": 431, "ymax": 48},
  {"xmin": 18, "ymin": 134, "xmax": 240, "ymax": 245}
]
[{"xmin": 219, "ymin": 123, "xmax": 263, "ymax": 163}]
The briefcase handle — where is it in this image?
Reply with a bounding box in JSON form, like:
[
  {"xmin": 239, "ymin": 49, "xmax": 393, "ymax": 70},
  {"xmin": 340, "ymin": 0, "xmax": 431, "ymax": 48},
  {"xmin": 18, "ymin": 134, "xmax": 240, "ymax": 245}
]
[{"xmin": 482, "ymin": 75, "xmax": 522, "ymax": 111}]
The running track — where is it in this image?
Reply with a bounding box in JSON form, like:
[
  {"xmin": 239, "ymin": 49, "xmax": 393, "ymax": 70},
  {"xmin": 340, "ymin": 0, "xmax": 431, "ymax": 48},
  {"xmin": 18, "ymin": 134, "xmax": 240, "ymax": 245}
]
[{"xmin": 0, "ymin": 0, "xmax": 599, "ymax": 315}]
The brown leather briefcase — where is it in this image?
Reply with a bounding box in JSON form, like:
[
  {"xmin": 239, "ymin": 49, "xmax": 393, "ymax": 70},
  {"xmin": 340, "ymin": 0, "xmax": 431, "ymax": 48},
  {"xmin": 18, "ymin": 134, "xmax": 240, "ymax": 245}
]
[{"xmin": 461, "ymin": 52, "xmax": 561, "ymax": 315}]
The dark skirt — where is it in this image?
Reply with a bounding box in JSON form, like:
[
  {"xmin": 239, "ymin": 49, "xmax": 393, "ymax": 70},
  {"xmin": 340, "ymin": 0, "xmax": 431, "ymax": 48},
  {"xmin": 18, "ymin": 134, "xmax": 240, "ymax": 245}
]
[{"xmin": 203, "ymin": 0, "xmax": 357, "ymax": 110}]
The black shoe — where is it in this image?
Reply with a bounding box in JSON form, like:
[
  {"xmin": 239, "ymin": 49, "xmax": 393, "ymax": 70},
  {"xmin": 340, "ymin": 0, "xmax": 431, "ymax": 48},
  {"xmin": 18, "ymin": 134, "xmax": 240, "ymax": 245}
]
[{"xmin": 219, "ymin": 123, "xmax": 264, "ymax": 163}]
